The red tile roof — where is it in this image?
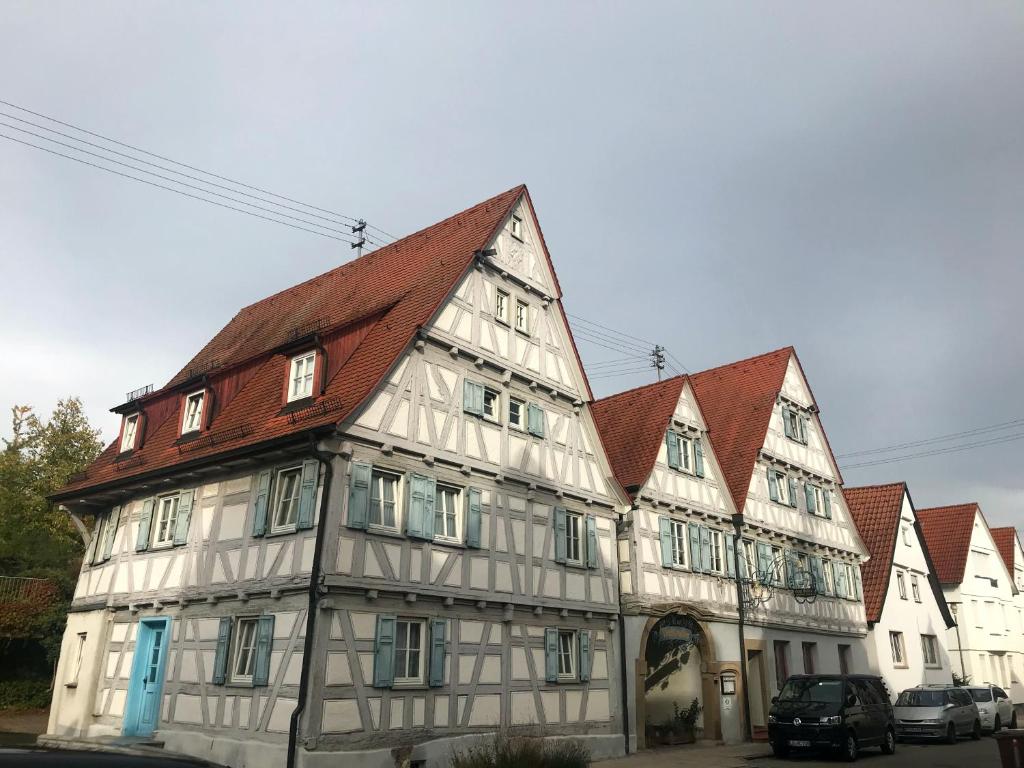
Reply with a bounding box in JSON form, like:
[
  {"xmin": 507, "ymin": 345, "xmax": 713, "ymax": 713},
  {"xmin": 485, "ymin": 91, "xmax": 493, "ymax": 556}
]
[
  {"xmin": 843, "ymin": 483, "xmax": 906, "ymax": 623},
  {"xmin": 991, "ymin": 527, "xmax": 1021, "ymax": 576},
  {"xmin": 591, "ymin": 376, "xmax": 687, "ymax": 498},
  {"xmin": 916, "ymin": 503, "xmax": 979, "ymax": 585},
  {"xmin": 55, "ymin": 185, "xmax": 527, "ymax": 500}
]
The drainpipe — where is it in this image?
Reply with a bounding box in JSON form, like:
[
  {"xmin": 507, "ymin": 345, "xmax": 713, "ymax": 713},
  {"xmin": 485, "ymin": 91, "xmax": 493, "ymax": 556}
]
[
  {"xmin": 287, "ymin": 433, "xmax": 334, "ymax": 768},
  {"xmin": 617, "ymin": 510, "xmax": 632, "ymax": 753},
  {"xmin": 951, "ymin": 603, "xmax": 967, "ymax": 682},
  {"xmin": 732, "ymin": 514, "xmax": 752, "ymax": 742}
]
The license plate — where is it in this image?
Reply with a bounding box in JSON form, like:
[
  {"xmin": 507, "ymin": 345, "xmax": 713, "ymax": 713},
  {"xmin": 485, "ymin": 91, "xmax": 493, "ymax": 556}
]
[{"xmin": 788, "ymin": 740, "xmax": 811, "ymax": 747}]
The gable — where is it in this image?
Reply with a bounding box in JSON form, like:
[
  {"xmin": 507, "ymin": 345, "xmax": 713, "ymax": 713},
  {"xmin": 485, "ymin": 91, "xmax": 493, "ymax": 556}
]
[
  {"xmin": 917, "ymin": 504, "xmax": 979, "ymax": 585},
  {"xmin": 488, "ymin": 197, "xmax": 556, "ymax": 297}
]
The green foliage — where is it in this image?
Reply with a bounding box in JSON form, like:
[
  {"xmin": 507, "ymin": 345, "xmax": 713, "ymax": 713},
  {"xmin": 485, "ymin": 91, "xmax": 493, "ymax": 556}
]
[
  {"xmin": 667, "ymin": 698, "xmax": 702, "ymax": 732},
  {"xmin": 952, "ymin": 671, "xmax": 972, "ymax": 687},
  {"xmin": 0, "ymin": 679, "xmax": 52, "ymax": 710},
  {"xmin": 450, "ymin": 736, "xmax": 590, "ymax": 768}
]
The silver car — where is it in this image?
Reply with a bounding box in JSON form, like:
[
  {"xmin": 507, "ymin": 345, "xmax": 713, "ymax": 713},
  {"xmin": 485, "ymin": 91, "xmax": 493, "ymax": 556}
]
[
  {"xmin": 894, "ymin": 686, "xmax": 981, "ymax": 743},
  {"xmin": 965, "ymin": 684, "xmax": 1017, "ymax": 732}
]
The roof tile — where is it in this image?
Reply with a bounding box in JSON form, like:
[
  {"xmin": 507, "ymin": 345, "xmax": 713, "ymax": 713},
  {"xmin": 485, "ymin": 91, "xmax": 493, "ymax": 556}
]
[
  {"xmin": 916, "ymin": 503, "xmax": 979, "ymax": 585},
  {"xmin": 844, "ymin": 483, "xmax": 906, "ymax": 623}
]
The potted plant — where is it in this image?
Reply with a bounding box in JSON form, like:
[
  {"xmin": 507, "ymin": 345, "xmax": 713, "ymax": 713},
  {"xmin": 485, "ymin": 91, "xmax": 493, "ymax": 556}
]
[{"xmin": 666, "ymin": 698, "xmax": 702, "ymax": 745}]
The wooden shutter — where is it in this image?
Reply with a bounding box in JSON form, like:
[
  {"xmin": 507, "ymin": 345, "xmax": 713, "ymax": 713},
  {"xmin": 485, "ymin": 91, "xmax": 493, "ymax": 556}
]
[
  {"xmin": 782, "ymin": 406, "xmax": 793, "ymax": 438},
  {"xmin": 544, "ymin": 628, "xmax": 559, "ymax": 683},
  {"xmin": 688, "ymin": 523, "xmax": 702, "ymax": 572},
  {"xmin": 699, "ymin": 526, "xmax": 713, "ymax": 574},
  {"xmin": 553, "ymin": 506, "xmax": 567, "ymax": 564},
  {"xmin": 725, "ymin": 534, "xmax": 736, "ymax": 577},
  {"xmin": 212, "ymin": 617, "xmax": 232, "ymax": 685},
  {"xmin": 757, "ymin": 542, "xmax": 773, "ymax": 583},
  {"xmin": 406, "ymin": 474, "xmax": 436, "ymax": 540},
  {"xmin": 785, "ymin": 550, "xmax": 798, "ymax": 588},
  {"xmin": 666, "ymin": 430, "xmax": 681, "ymax": 469},
  {"xmin": 801, "ymin": 416, "xmax": 810, "ymax": 443},
  {"xmin": 346, "ymin": 461, "xmax": 372, "ymax": 530},
  {"xmin": 810, "ymin": 556, "xmax": 825, "ymax": 594},
  {"xmin": 102, "ymin": 506, "xmax": 121, "ymax": 561},
  {"xmin": 251, "ymin": 470, "xmax": 272, "ymax": 537},
  {"xmin": 852, "ymin": 566, "xmax": 862, "ymax": 600},
  {"xmin": 804, "ymin": 484, "xmax": 816, "ymax": 515},
  {"xmin": 787, "ymin": 477, "xmax": 798, "ymax": 508},
  {"xmin": 429, "ymin": 619, "xmax": 446, "ymax": 688},
  {"xmin": 659, "ymin": 517, "xmax": 673, "ymax": 567},
  {"xmin": 833, "ymin": 561, "xmax": 848, "ymax": 598},
  {"xmin": 296, "ymin": 459, "xmax": 319, "ymax": 530},
  {"xmin": 252, "ymin": 614, "xmax": 275, "ymax": 687},
  {"xmin": 373, "ymin": 615, "xmax": 396, "ymax": 688},
  {"xmin": 463, "ymin": 380, "xmax": 484, "ymax": 416},
  {"xmin": 694, "ymin": 438, "xmax": 705, "ymax": 478},
  {"xmin": 135, "ymin": 497, "xmax": 155, "ymax": 552},
  {"xmin": 527, "ymin": 404, "xmax": 545, "ymax": 437},
  {"xmin": 173, "ymin": 490, "xmax": 194, "ymax": 546},
  {"xmin": 579, "ymin": 631, "xmax": 591, "ymax": 683},
  {"xmin": 466, "ymin": 488, "xmax": 482, "ymax": 548},
  {"xmin": 585, "ymin": 515, "xmax": 598, "ymax": 569},
  {"xmin": 767, "ymin": 468, "xmax": 779, "ymax": 503},
  {"xmin": 822, "ymin": 490, "xmax": 832, "ymax": 519}
]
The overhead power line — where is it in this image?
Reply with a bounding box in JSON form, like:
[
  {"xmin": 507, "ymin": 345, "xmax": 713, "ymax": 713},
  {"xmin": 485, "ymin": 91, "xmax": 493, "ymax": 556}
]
[
  {"xmin": 836, "ymin": 416, "xmax": 1024, "ymax": 458},
  {"xmin": 841, "ymin": 430, "xmax": 1024, "ymax": 470}
]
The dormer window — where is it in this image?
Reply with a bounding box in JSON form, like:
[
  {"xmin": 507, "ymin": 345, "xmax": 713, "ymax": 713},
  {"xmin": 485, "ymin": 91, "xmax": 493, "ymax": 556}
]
[
  {"xmin": 119, "ymin": 413, "xmax": 139, "ymax": 453},
  {"xmin": 510, "ymin": 214, "xmax": 523, "ymax": 240},
  {"xmin": 288, "ymin": 351, "xmax": 316, "ymax": 402},
  {"xmin": 182, "ymin": 391, "xmax": 205, "ymax": 434}
]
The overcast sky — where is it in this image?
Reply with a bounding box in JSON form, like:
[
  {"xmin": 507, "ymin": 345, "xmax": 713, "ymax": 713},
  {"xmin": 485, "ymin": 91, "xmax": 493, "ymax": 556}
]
[{"xmin": 1, "ymin": 2, "xmax": 1021, "ymax": 536}]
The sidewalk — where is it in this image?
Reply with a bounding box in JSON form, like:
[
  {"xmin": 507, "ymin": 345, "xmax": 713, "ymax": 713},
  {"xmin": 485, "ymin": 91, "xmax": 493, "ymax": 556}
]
[{"xmin": 596, "ymin": 742, "xmax": 773, "ymax": 768}]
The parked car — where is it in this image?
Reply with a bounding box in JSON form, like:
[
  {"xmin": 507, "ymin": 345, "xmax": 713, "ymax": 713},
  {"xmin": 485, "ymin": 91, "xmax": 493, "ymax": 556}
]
[
  {"xmin": 767, "ymin": 674, "xmax": 896, "ymax": 761},
  {"xmin": 894, "ymin": 685, "xmax": 981, "ymax": 743},
  {"xmin": 965, "ymin": 683, "xmax": 1017, "ymax": 732}
]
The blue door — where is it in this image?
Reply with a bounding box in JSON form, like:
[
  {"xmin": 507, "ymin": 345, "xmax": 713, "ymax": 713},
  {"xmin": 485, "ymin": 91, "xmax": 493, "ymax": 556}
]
[{"xmin": 124, "ymin": 617, "xmax": 171, "ymax": 737}]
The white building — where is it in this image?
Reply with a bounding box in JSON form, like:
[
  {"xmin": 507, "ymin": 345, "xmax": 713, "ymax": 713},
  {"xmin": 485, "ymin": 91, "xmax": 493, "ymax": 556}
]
[
  {"xmin": 991, "ymin": 526, "xmax": 1024, "ymax": 711},
  {"xmin": 844, "ymin": 483, "xmax": 955, "ymax": 698}
]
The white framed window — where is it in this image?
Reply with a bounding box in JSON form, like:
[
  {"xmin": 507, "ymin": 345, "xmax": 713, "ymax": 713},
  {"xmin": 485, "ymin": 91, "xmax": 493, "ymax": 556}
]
[
  {"xmin": 557, "ymin": 629, "xmax": 576, "ymax": 680},
  {"xmin": 709, "ymin": 530, "xmax": 724, "ymax": 573},
  {"xmin": 67, "ymin": 632, "xmax": 87, "ymax": 686},
  {"xmin": 670, "ymin": 520, "xmax": 688, "ymax": 568},
  {"xmin": 901, "ymin": 525, "xmax": 911, "ymax": 545},
  {"xmin": 231, "ymin": 617, "xmax": 260, "ymax": 683},
  {"xmin": 889, "ymin": 631, "xmax": 906, "ymax": 666},
  {"xmin": 742, "ymin": 540, "xmax": 757, "ymax": 578},
  {"xmin": 909, "ymin": 574, "xmax": 920, "ymax": 602},
  {"xmin": 510, "ymin": 213, "xmax": 524, "ymax": 240},
  {"xmin": 565, "ymin": 511, "xmax": 583, "ymax": 565},
  {"xmin": 434, "ymin": 484, "xmax": 461, "ymax": 542},
  {"xmin": 369, "ymin": 469, "xmax": 401, "ymax": 530},
  {"xmin": 769, "ymin": 469, "xmax": 796, "ymax": 507},
  {"xmin": 897, "ymin": 571, "xmax": 907, "ymax": 600},
  {"xmin": 181, "ymin": 390, "xmax": 205, "ymax": 434},
  {"xmin": 152, "ymin": 494, "xmax": 181, "ymax": 548},
  {"xmin": 270, "ymin": 466, "xmax": 303, "ymax": 532},
  {"xmin": 495, "ymin": 288, "xmax": 510, "ymax": 324},
  {"xmin": 394, "ymin": 619, "xmax": 426, "ymax": 685},
  {"xmin": 515, "ymin": 299, "xmax": 530, "ymax": 334},
  {"xmin": 288, "ymin": 351, "xmax": 316, "ymax": 402},
  {"xmin": 782, "ymin": 405, "xmax": 808, "ymax": 444},
  {"xmin": 921, "ymin": 634, "xmax": 940, "ymax": 666},
  {"xmin": 508, "ymin": 397, "xmax": 525, "ymax": 430},
  {"xmin": 120, "ymin": 414, "xmax": 139, "ymax": 453},
  {"xmin": 822, "ymin": 558, "xmax": 835, "ymax": 593},
  {"xmin": 482, "ymin": 387, "xmax": 500, "ymax": 422}
]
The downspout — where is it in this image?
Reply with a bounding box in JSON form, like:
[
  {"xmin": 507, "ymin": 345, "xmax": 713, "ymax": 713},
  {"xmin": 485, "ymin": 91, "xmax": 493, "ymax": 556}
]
[
  {"xmin": 952, "ymin": 603, "xmax": 967, "ymax": 682},
  {"xmin": 617, "ymin": 509, "xmax": 634, "ymax": 754},
  {"xmin": 287, "ymin": 433, "xmax": 334, "ymax": 768},
  {"xmin": 732, "ymin": 514, "xmax": 752, "ymax": 742}
]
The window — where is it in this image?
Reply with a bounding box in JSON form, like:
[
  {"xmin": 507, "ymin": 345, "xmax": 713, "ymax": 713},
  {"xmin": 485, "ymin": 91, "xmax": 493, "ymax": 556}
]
[
  {"xmin": 901, "ymin": 525, "xmax": 911, "ymax": 545},
  {"xmin": 921, "ymin": 634, "xmax": 940, "ymax": 666},
  {"xmin": 369, "ymin": 469, "xmax": 400, "ymax": 529},
  {"xmin": 557, "ymin": 630, "xmax": 576, "ymax": 680},
  {"xmin": 767, "ymin": 468, "xmax": 796, "ymax": 508},
  {"xmin": 910, "ymin": 574, "xmax": 921, "ymax": 602},
  {"xmin": 838, "ymin": 644, "xmax": 851, "ymax": 675},
  {"xmin": 515, "ymin": 299, "xmax": 530, "ymax": 334},
  {"xmin": 120, "ymin": 414, "xmax": 139, "ymax": 452},
  {"xmin": 822, "ymin": 558, "xmax": 835, "ymax": 594},
  {"xmin": 782, "ymin": 405, "xmax": 807, "ymax": 444},
  {"xmin": 434, "ymin": 485, "xmax": 460, "ymax": 541},
  {"xmin": 742, "ymin": 540, "xmax": 757, "ymax": 578},
  {"xmin": 774, "ymin": 640, "xmax": 790, "ymax": 690},
  {"xmin": 897, "ymin": 571, "xmax": 907, "ymax": 600},
  {"xmin": 802, "ymin": 642, "xmax": 817, "ymax": 674},
  {"xmin": 708, "ymin": 530, "xmax": 724, "ymax": 573},
  {"xmin": 231, "ymin": 618, "xmax": 259, "ymax": 682},
  {"xmin": 510, "ymin": 213, "xmax": 523, "ymax": 240},
  {"xmin": 495, "ymin": 288, "xmax": 510, "ymax": 324},
  {"xmin": 288, "ymin": 351, "xmax": 316, "ymax": 402},
  {"xmin": 565, "ymin": 511, "xmax": 582, "ymax": 565},
  {"xmin": 181, "ymin": 390, "xmax": 205, "ymax": 434},
  {"xmin": 666, "ymin": 431, "xmax": 691, "ymax": 472},
  {"xmin": 508, "ymin": 397, "xmax": 525, "ymax": 430},
  {"xmin": 889, "ymin": 631, "xmax": 906, "ymax": 666},
  {"xmin": 394, "ymin": 619, "xmax": 425, "ymax": 685},
  {"xmin": 270, "ymin": 466, "xmax": 302, "ymax": 532},
  {"xmin": 153, "ymin": 494, "xmax": 181, "ymax": 548},
  {"xmin": 482, "ymin": 387, "xmax": 500, "ymax": 422},
  {"xmin": 67, "ymin": 632, "xmax": 87, "ymax": 686},
  {"xmin": 670, "ymin": 520, "xmax": 688, "ymax": 568}
]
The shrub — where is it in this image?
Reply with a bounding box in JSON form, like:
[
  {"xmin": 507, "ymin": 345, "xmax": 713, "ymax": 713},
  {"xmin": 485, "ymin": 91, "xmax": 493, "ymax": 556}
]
[
  {"xmin": 0, "ymin": 679, "xmax": 52, "ymax": 710},
  {"xmin": 451, "ymin": 735, "xmax": 589, "ymax": 768}
]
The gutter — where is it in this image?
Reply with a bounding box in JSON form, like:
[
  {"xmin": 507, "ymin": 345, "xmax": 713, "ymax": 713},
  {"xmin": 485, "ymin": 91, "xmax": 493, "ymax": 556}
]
[
  {"xmin": 287, "ymin": 433, "xmax": 335, "ymax": 768},
  {"xmin": 732, "ymin": 514, "xmax": 752, "ymax": 742}
]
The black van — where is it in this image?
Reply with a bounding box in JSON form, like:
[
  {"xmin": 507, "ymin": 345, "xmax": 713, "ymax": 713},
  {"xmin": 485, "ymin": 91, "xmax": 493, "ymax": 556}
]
[{"xmin": 768, "ymin": 674, "xmax": 896, "ymax": 761}]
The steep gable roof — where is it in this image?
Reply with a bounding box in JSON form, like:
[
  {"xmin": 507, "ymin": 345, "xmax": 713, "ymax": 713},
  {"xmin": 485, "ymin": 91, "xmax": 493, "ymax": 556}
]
[
  {"xmin": 916, "ymin": 503, "xmax": 979, "ymax": 585},
  {"xmin": 55, "ymin": 185, "xmax": 526, "ymax": 500},
  {"xmin": 991, "ymin": 527, "xmax": 1021, "ymax": 577},
  {"xmin": 591, "ymin": 376, "xmax": 687, "ymax": 498}
]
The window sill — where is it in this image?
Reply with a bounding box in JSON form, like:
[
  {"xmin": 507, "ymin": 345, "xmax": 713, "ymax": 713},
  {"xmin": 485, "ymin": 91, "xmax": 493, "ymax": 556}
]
[
  {"xmin": 64, "ymin": 682, "xmax": 78, "ymax": 689},
  {"xmin": 280, "ymin": 396, "xmax": 315, "ymax": 415},
  {"xmin": 267, "ymin": 526, "xmax": 299, "ymax": 538},
  {"xmin": 924, "ymin": 663, "xmax": 942, "ymax": 669},
  {"xmin": 365, "ymin": 526, "xmax": 405, "ymax": 540},
  {"xmin": 495, "ymin": 317, "xmax": 511, "ymax": 328},
  {"xmin": 431, "ymin": 538, "xmax": 466, "ymax": 550},
  {"xmin": 392, "ymin": 681, "xmax": 427, "ymax": 690},
  {"xmin": 175, "ymin": 430, "xmax": 204, "ymax": 445},
  {"xmin": 514, "ymin": 327, "xmax": 531, "ymax": 338}
]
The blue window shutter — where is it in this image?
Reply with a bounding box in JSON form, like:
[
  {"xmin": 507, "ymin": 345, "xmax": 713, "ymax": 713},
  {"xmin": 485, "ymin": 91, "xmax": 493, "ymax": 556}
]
[
  {"xmin": 579, "ymin": 631, "xmax": 591, "ymax": 683},
  {"xmin": 212, "ymin": 617, "xmax": 232, "ymax": 685},
  {"xmin": 785, "ymin": 550, "xmax": 798, "ymax": 588},
  {"xmin": 554, "ymin": 506, "xmax": 567, "ymax": 564},
  {"xmin": 699, "ymin": 526, "xmax": 712, "ymax": 573},
  {"xmin": 251, "ymin": 470, "xmax": 272, "ymax": 537},
  {"xmin": 810, "ymin": 556, "xmax": 824, "ymax": 594},
  {"xmin": 804, "ymin": 484, "xmax": 816, "ymax": 515},
  {"xmin": 528, "ymin": 404, "xmax": 545, "ymax": 437},
  {"xmin": 586, "ymin": 515, "xmax": 598, "ymax": 569},
  {"xmin": 173, "ymin": 490, "xmax": 194, "ymax": 545},
  {"xmin": 102, "ymin": 506, "xmax": 121, "ymax": 561},
  {"xmin": 463, "ymin": 380, "xmax": 484, "ymax": 416},
  {"xmin": 737, "ymin": 540, "xmax": 748, "ymax": 579},
  {"xmin": 296, "ymin": 459, "xmax": 319, "ymax": 530},
  {"xmin": 373, "ymin": 615, "xmax": 396, "ymax": 688},
  {"xmin": 429, "ymin": 619, "xmax": 446, "ymax": 687},
  {"xmin": 688, "ymin": 523, "xmax": 701, "ymax": 572},
  {"xmin": 666, "ymin": 430, "xmax": 681, "ymax": 470},
  {"xmin": 544, "ymin": 628, "xmax": 559, "ymax": 683},
  {"xmin": 787, "ymin": 477, "xmax": 798, "ymax": 508},
  {"xmin": 822, "ymin": 490, "xmax": 832, "ymax": 519},
  {"xmin": 782, "ymin": 406, "xmax": 793, "ymax": 438},
  {"xmin": 801, "ymin": 416, "xmax": 810, "ymax": 443},
  {"xmin": 725, "ymin": 534, "xmax": 736, "ymax": 577},
  {"xmin": 346, "ymin": 461, "xmax": 372, "ymax": 530},
  {"xmin": 406, "ymin": 474, "xmax": 436, "ymax": 540},
  {"xmin": 135, "ymin": 497, "xmax": 155, "ymax": 552},
  {"xmin": 757, "ymin": 542, "xmax": 773, "ymax": 583},
  {"xmin": 466, "ymin": 488, "xmax": 482, "ymax": 548},
  {"xmin": 767, "ymin": 469, "xmax": 779, "ymax": 503},
  {"xmin": 659, "ymin": 517, "xmax": 673, "ymax": 567},
  {"xmin": 833, "ymin": 562, "xmax": 847, "ymax": 598},
  {"xmin": 252, "ymin": 614, "xmax": 275, "ymax": 687},
  {"xmin": 694, "ymin": 438, "xmax": 705, "ymax": 478},
  {"xmin": 852, "ymin": 566, "xmax": 862, "ymax": 600}
]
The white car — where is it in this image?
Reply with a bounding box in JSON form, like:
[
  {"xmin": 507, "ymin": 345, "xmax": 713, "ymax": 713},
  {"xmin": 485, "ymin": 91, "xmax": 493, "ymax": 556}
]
[{"xmin": 965, "ymin": 684, "xmax": 1017, "ymax": 732}]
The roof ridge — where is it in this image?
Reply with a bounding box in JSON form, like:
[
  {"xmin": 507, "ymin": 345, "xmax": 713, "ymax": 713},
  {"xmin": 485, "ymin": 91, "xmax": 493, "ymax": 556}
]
[
  {"xmin": 691, "ymin": 345, "xmax": 794, "ymax": 378},
  {"xmin": 592, "ymin": 374, "xmax": 687, "ymax": 404},
  {"xmin": 918, "ymin": 502, "xmax": 979, "ymax": 513},
  {"xmin": 845, "ymin": 482, "xmax": 906, "ymax": 492}
]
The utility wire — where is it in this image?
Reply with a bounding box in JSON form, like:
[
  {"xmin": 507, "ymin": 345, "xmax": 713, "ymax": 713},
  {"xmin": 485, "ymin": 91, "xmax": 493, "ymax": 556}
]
[
  {"xmin": 836, "ymin": 416, "xmax": 1024, "ymax": 458},
  {"xmin": 841, "ymin": 430, "xmax": 1024, "ymax": 470}
]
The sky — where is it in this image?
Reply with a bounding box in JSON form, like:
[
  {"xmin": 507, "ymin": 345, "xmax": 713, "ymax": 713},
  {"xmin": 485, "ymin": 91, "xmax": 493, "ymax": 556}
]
[{"xmin": 1, "ymin": 2, "xmax": 1021, "ymax": 537}]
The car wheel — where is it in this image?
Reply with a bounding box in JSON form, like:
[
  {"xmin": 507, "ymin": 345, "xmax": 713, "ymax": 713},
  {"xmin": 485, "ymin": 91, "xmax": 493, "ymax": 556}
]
[
  {"xmin": 994, "ymin": 715, "xmax": 1001, "ymax": 733},
  {"xmin": 771, "ymin": 741, "xmax": 789, "ymax": 758},
  {"xmin": 881, "ymin": 727, "xmax": 896, "ymax": 755},
  {"xmin": 843, "ymin": 732, "xmax": 858, "ymax": 762},
  {"xmin": 972, "ymin": 720, "xmax": 982, "ymax": 741},
  {"xmin": 945, "ymin": 723, "xmax": 957, "ymax": 744}
]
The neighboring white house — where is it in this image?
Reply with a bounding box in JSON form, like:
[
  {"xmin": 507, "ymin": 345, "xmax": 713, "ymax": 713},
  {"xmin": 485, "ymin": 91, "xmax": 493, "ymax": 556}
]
[
  {"xmin": 844, "ymin": 483, "xmax": 955, "ymax": 698},
  {"xmin": 991, "ymin": 527, "xmax": 1024, "ymax": 711}
]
